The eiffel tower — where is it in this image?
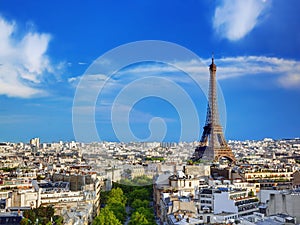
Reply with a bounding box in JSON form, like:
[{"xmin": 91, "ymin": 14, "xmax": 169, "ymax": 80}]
[{"xmin": 193, "ymin": 56, "xmax": 235, "ymax": 162}]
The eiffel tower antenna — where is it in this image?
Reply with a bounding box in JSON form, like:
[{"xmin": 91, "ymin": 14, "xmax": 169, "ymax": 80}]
[{"xmin": 193, "ymin": 55, "xmax": 235, "ymax": 162}]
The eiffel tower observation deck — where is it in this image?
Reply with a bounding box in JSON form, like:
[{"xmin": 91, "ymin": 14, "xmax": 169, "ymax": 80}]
[{"xmin": 193, "ymin": 56, "xmax": 236, "ymax": 163}]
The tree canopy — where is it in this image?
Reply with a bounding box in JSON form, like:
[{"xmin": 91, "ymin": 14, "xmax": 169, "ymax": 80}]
[
  {"xmin": 129, "ymin": 211, "xmax": 149, "ymax": 225},
  {"xmin": 92, "ymin": 207, "xmax": 122, "ymax": 225},
  {"xmin": 95, "ymin": 176, "xmax": 156, "ymax": 225},
  {"xmin": 21, "ymin": 206, "xmax": 63, "ymax": 225}
]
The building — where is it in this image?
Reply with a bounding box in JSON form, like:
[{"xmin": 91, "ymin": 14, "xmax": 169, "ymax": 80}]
[
  {"xmin": 154, "ymin": 169, "xmax": 206, "ymax": 224},
  {"xmin": 0, "ymin": 213, "xmax": 22, "ymax": 225},
  {"xmin": 30, "ymin": 138, "xmax": 40, "ymax": 149},
  {"xmin": 266, "ymin": 190, "xmax": 300, "ymax": 222},
  {"xmin": 199, "ymin": 187, "xmax": 259, "ymax": 217},
  {"xmin": 243, "ymin": 168, "xmax": 294, "ymax": 189}
]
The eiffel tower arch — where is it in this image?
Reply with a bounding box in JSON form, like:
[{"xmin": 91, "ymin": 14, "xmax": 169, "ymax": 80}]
[{"xmin": 192, "ymin": 56, "xmax": 235, "ymax": 163}]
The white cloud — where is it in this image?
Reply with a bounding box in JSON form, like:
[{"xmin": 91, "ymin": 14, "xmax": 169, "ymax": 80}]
[
  {"xmin": 114, "ymin": 57, "xmax": 300, "ymax": 88},
  {"xmin": 0, "ymin": 16, "xmax": 55, "ymax": 98},
  {"xmin": 278, "ymin": 74, "xmax": 300, "ymax": 88},
  {"xmin": 68, "ymin": 77, "xmax": 78, "ymax": 83},
  {"xmin": 213, "ymin": 0, "xmax": 270, "ymax": 41},
  {"xmin": 70, "ymin": 56, "xmax": 300, "ymax": 91},
  {"xmin": 68, "ymin": 74, "xmax": 107, "ymax": 89},
  {"xmin": 216, "ymin": 56, "xmax": 300, "ymax": 88}
]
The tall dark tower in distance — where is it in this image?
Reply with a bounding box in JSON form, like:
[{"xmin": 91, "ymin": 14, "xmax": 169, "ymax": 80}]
[{"xmin": 193, "ymin": 56, "xmax": 235, "ymax": 162}]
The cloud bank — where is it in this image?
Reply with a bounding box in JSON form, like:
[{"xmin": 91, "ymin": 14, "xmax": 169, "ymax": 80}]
[
  {"xmin": 213, "ymin": 0, "xmax": 270, "ymax": 41},
  {"xmin": 0, "ymin": 16, "xmax": 54, "ymax": 98},
  {"xmin": 69, "ymin": 55, "xmax": 300, "ymax": 89},
  {"xmin": 216, "ymin": 56, "xmax": 300, "ymax": 88}
]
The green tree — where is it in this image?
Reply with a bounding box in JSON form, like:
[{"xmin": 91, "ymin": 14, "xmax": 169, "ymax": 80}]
[
  {"xmin": 128, "ymin": 188, "xmax": 150, "ymax": 204},
  {"xmin": 107, "ymin": 187, "xmax": 127, "ymax": 206},
  {"xmin": 53, "ymin": 215, "xmax": 64, "ymax": 225},
  {"xmin": 131, "ymin": 199, "xmax": 149, "ymax": 210},
  {"xmin": 187, "ymin": 159, "xmax": 193, "ymax": 165},
  {"xmin": 107, "ymin": 202, "xmax": 127, "ymax": 223},
  {"xmin": 23, "ymin": 209, "xmax": 36, "ymax": 224},
  {"xmin": 248, "ymin": 190, "xmax": 254, "ymax": 197},
  {"xmin": 92, "ymin": 207, "xmax": 122, "ymax": 225},
  {"xmin": 132, "ymin": 176, "xmax": 153, "ymax": 186},
  {"xmin": 110, "ymin": 179, "xmax": 156, "ymax": 225},
  {"xmin": 36, "ymin": 205, "xmax": 54, "ymax": 219},
  {"xmin": 20, "ymin": 218, "xmax": 31, "ymax": 225},
  {"xmin": 135, "ymin": 207, "xmax": 155, "ymax": 224},
  {"xmin": 129, "ymin": 211, "xmax": 149, "ymax": 225},
  {"xmin": 100, "ymin": 191, "xmax": 110, "ymax": 205},
  {"xmin": 22, "ymin": 206, "xmax": 56, "ymax": 225}
]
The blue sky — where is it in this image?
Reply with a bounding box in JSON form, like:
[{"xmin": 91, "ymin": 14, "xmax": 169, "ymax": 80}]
[{"xmin": 0, "ymin": 0, "xmax": 300, "ymax": 143}]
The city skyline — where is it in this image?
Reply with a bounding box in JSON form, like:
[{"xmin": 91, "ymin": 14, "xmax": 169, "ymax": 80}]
[{"xmin": 1, "ymin": 0, "xmax": 300, "ymax": 142}]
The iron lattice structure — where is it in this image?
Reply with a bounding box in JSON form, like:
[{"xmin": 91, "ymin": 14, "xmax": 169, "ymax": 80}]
[{"xmin": 193, "ymin": 57, "xmax": 235, "ymax": 162}]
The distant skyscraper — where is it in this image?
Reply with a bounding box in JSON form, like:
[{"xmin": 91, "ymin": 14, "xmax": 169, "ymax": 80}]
[
  {"xmin": 193, "ymin": 56, "xmax": 235, "ymax": 162},
  {"xmin": 30, "ymin": 137, "xmax": 40, "ymax": 149}
]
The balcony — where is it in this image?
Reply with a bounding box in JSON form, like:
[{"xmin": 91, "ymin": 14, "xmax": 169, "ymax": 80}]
[{"xmin": 235, "ymin": 197, "xmax": 258, "ymax": 206}]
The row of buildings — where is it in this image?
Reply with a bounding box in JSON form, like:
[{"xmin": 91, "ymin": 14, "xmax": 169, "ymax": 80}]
[
  {"xmin": 1, "ymin": 137, "xmax": 300, "ymax": 224},
  {"xmin": 153, "ymin": 163, "xmax": 300, "ymax": 224}
]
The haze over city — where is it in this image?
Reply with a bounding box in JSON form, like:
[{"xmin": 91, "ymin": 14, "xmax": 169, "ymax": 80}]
[{"xmin": 1, "ymin": 0, "xmax": 300, "ymax": 143}]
